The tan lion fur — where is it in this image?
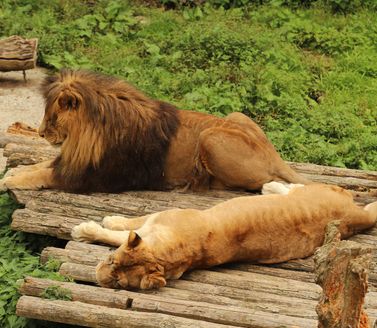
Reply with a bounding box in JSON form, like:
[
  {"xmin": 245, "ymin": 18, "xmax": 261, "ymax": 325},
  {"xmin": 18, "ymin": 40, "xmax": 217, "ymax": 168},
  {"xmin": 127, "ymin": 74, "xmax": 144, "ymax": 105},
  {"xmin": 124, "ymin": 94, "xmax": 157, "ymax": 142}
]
[
  {"xmin": 71, "ymin": 183, "xmax": 377, "ymax": 290},
  {"xmin": 0, "ymin": 69, "xmax": 309, "ymax": 192}
]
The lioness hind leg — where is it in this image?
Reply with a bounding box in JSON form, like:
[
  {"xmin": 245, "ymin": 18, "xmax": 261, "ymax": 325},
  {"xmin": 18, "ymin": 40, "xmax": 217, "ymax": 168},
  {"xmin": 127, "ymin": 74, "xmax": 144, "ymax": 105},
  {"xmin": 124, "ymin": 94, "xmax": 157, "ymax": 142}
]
[
  {"xmin": 338, "ymin": 205, "xmax": 377, "ymax": 239},
  {"xmin": 198, "ymin": 127, "xmax": 277, "ymax": 190},
  {"xmin": 102, "ymin": 215, "xmax": 149, "ymax": 231}
]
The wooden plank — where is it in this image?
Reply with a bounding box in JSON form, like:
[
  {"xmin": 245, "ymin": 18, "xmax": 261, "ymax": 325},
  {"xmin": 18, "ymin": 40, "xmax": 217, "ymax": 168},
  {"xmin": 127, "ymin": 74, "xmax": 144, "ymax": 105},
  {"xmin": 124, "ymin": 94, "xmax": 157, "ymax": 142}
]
[
  {"xmin": 18, "ymin": 277, "xmax": 318, "ymax": 326},
  {"xmin": 16, "ymin": 296, "xmax": 234, "ymax": 328}
]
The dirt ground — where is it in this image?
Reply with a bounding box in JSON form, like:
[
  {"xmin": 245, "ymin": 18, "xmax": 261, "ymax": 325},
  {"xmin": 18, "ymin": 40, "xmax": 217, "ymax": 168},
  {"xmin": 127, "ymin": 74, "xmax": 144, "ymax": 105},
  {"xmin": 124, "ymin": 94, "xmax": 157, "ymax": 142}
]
[{"xmin": 0, "ymin": 67, "xmax": 48, "ymax": 172}]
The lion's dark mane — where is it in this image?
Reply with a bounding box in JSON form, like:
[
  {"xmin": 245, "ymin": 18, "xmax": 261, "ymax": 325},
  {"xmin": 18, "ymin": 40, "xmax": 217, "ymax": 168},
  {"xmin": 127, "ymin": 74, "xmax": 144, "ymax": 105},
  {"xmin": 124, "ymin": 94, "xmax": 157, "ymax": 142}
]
[{"xmin": 43, "ymin": 69, "xmax": 180, "ymax": 192}]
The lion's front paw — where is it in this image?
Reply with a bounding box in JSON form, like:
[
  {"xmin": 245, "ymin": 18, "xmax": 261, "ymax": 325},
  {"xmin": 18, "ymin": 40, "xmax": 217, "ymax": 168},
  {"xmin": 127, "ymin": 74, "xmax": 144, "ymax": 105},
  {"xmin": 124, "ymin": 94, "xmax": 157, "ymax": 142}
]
[
  {"xmin": 102, "ymin": 215, "xmax": 128, "ymax": 230},
  {"xmin": 4, "ymin": 166, "xmax": 29, "ymax": 178},
  {"xmin": 71, "ymin": 221, "xmax": 103, "ymax": 243}
]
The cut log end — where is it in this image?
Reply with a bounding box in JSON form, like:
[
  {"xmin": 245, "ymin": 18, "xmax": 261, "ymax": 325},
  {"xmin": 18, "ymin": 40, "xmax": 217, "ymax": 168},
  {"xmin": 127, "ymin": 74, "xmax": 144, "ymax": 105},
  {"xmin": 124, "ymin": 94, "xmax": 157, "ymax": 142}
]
[{"xmin": 315, "ymin": 221, "xmax": 372, "ymax": 327}]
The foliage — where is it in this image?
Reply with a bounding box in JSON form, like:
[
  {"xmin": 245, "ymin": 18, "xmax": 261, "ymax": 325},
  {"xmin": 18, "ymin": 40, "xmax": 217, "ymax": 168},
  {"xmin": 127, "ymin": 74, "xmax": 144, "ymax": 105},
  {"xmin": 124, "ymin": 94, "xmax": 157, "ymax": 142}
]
[
  {"xmin": 41, "ymin": 286, "xmax": 72, "ymax": 301},
  {"xmin": 0, "ymin": 192, "xmax": 70, "ymax": 328}
]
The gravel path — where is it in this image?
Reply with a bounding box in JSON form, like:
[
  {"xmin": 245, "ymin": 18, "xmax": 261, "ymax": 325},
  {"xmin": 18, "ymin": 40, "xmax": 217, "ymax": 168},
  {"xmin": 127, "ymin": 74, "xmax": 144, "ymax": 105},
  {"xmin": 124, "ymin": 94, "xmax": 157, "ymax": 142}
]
[
  {"xmin": 0, "ymin": 67, "xmax": 47, "ymax": 131},
  {"xmin": 0, "ymin": 67, "xmax": 48, "ymax": 171}
]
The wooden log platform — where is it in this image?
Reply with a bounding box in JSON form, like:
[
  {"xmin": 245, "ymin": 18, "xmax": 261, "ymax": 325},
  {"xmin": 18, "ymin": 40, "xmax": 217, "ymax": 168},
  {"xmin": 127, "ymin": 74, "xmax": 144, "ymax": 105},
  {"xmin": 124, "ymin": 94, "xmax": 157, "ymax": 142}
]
[{"xmin": 1, "ymin": 130, "xmax": 377, "ymax": 327}]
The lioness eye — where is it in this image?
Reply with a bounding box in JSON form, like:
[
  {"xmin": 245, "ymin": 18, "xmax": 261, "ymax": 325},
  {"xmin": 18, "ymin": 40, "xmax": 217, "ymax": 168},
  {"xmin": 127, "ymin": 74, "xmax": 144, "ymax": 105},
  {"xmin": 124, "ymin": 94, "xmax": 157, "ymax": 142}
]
[{"xmin": 105, "ymin": 255, "xmax": 114, "ymax": 265}]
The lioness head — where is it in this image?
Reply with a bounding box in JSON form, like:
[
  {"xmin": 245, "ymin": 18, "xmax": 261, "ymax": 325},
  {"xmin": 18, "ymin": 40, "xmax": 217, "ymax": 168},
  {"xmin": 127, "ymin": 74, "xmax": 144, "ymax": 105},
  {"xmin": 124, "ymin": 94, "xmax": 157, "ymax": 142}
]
[
  {"xmin": 96, "ymin": 231, "xmax": 166, "ymax": 290},
  {"xmin": 39, "ymin": 70, "xmax": 84, "ymax": 145}
]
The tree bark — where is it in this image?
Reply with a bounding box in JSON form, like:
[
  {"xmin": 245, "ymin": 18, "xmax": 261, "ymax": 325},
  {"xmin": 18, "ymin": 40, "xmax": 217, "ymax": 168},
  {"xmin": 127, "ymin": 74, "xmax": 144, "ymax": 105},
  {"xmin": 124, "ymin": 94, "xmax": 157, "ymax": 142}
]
[{"xmin": 314, "ymin": 221, "xmax": 372, "ymax": 328}]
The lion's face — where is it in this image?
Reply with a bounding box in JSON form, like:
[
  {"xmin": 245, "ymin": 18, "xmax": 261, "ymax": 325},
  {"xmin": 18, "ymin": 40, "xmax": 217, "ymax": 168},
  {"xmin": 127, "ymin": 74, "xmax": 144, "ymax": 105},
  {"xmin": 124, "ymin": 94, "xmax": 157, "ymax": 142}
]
[
  {"xmin": 96, "ymin": 232, "xmax": 166, "ymax": 290},
  {"xmin": 39, "ymin": 90, "xmax": 80, "ymax": 145}
]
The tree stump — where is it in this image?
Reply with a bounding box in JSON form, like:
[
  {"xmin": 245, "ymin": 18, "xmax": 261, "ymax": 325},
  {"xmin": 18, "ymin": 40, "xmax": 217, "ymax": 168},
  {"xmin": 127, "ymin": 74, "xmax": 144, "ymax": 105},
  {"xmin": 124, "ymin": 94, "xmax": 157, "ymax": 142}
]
[
  {"xmin": 0, "ymin": 35, "xmax": 38, "ymax": 80},
  {"xmin": 314, "ymin": 221, "xmax": 372, "ymax": 327}
]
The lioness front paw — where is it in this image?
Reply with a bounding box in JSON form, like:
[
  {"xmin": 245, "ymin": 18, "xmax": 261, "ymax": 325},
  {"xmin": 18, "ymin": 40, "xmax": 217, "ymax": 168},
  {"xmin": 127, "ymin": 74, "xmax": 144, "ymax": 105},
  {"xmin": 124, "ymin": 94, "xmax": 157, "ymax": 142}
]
[{"xmin": 71, "ymin": 221, "xmax": 103, "ymax": 243}]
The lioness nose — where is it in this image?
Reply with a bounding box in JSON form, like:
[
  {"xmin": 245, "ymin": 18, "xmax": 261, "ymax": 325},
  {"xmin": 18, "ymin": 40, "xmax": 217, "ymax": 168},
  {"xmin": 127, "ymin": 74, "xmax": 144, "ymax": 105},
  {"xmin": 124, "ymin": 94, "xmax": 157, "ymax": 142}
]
[{"xmin": 38, "ymin": 130, "xmax": 45, "ymax": 138}]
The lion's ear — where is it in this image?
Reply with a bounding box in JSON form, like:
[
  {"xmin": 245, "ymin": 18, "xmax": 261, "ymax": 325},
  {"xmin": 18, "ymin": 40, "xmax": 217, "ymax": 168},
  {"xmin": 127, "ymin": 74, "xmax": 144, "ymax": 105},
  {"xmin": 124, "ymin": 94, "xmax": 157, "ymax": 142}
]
[
  {"xmin": 58, "ymin": 90, "xmax": 79, "ymax": 111},
  {"xmin": 127, "ymin": 231, "xmax": 142, "ymax": 248}
]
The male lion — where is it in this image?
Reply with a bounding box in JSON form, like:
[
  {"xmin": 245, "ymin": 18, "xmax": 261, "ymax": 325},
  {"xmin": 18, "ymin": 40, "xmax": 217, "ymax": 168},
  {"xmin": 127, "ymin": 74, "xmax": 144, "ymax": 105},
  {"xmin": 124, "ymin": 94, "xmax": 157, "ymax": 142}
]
[
  {"xmin": 71, "ymin": 182, "xmax": 377, "ymax": 290},
  {"xmin": 0, "ymin": 69, "xmax": 309, "ymax": 192}
]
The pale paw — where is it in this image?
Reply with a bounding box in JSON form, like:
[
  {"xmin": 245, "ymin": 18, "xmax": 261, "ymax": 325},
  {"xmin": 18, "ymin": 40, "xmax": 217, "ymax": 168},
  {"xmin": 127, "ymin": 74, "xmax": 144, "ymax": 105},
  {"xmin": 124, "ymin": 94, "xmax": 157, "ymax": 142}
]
[
  {"xmin": 102, "ymin": 215, "xmax": 128, "ymax": 230},
  {"xmin": 262, "ymin": 181, "xmax": 290, "ymax": 195},
  {"xmin": 71, "ymin": 221, "xmax": 103, "ymax": 243}
]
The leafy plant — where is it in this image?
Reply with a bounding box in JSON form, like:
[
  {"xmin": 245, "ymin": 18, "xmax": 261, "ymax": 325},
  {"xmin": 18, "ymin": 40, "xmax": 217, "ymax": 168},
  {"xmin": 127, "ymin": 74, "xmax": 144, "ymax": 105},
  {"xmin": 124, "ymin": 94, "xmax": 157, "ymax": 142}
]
[
  {"xmin": 41, "ymin": 286, "xmax": 72, "ymax": 301},
  {"xmin": 0, "ymin": 192, "xmax": 69, "ymax": 328}
]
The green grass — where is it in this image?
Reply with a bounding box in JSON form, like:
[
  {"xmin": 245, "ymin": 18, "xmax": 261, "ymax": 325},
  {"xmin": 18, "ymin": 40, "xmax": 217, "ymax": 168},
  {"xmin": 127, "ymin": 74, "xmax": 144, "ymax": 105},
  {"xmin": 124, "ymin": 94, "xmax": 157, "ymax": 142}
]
[{"xmin": 0, "ymin": 192, "xmax": 72, "ymax": 328}]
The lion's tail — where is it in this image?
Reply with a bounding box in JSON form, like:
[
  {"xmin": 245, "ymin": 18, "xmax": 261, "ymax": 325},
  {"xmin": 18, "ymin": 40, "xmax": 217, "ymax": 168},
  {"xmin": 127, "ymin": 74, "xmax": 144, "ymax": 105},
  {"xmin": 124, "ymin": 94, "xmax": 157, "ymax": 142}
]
[{"xmin": 273, "ymin": 162, "xmax": 312, "ymax": 185}]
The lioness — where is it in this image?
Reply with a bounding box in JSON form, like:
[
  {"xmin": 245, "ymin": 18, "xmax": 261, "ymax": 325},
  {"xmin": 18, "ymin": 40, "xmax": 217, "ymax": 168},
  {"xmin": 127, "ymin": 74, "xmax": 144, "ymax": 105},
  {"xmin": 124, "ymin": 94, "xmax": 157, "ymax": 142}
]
[
  {"xmin": 71, "ymin": 182, "xmax": 377, "ymax": 290},
  {"xmin": 0, "ymin": 69, "xmax": 309, "ymax": 192}
]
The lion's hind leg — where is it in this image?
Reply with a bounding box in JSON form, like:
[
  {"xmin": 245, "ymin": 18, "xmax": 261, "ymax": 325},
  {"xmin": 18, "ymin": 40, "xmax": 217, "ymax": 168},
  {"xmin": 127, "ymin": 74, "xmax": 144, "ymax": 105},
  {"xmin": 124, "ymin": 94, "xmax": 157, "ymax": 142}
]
[
  {"xmin": 197, "ymin": 127, "xmax": 274, "ymax": 191},
  {"xmin": 102, "ymin": 215, "xmax": 150, "ymax": 231}
]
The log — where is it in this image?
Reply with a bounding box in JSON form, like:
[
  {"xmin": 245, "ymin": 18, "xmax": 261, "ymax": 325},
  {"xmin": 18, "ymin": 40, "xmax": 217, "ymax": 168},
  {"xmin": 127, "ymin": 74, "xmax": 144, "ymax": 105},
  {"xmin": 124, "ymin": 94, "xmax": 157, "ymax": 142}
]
[
  {"xmin": 42, "ymin": 246, "xmax": 320, "ymax": 301},
  {"xmin": 16, "ymin": 296, "xmax": 233, "ymax": 328},
  {"xmin": 9, "ymin": 185, "xmax": 377, "ymax": 241},
  {"xmin": 58, "ymin": 261, "xmax": 318, "ymax": 309},
  {"xmin": 0, "ymin": 36, "xmax": 38, "ymax": 72},
  {"xmin": 40, "ymin": 235, "xmax": 377, "ymax": 289},
  {"xmin": 314, "ymin": 221, "xmax": 372, "ymax": 327},
  {"xmin": 18, "ymin": 277, "xmax": 318, "ymax": 326},
  {"xmin": 1, "ymin": 131, "xmax": 376, "ymax": 199}
]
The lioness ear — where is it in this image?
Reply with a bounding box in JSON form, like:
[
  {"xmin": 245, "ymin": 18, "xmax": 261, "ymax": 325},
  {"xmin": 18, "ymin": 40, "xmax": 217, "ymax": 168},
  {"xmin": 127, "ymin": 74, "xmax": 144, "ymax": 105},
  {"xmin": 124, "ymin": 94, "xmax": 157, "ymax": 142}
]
[
  {"xmin": 128, "ymin": 231, "xmax": 142, "ymax": 248},
  {"xmin": 58, "ymin": 90, "xmax": 79, "ymax": 111}
]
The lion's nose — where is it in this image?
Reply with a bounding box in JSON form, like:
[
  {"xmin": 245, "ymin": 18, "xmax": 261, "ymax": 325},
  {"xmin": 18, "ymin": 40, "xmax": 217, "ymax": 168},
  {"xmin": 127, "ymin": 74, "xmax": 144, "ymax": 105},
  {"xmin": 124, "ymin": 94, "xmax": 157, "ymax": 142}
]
[{"xmin": 38, "ymin": 130, "xmax": 45, "ymax": 138}]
